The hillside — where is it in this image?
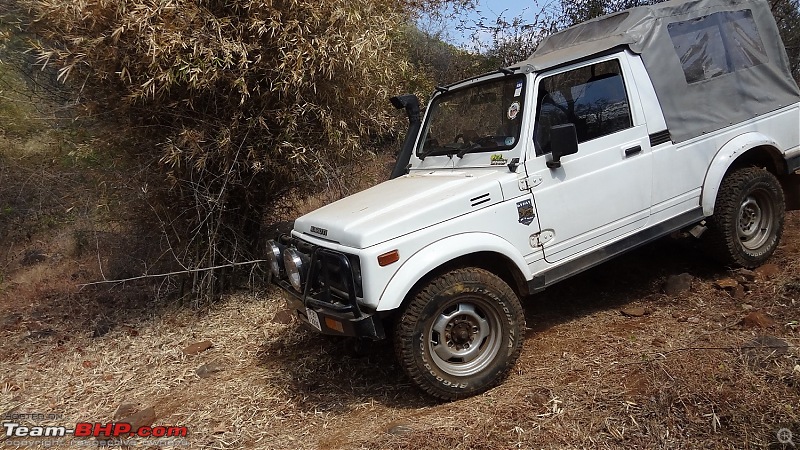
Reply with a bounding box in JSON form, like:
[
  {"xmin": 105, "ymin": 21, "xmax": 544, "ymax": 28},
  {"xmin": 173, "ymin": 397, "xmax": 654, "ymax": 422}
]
[{"xmin": 2, "ymin": 9, "xmax": 800, "ymax": 450}]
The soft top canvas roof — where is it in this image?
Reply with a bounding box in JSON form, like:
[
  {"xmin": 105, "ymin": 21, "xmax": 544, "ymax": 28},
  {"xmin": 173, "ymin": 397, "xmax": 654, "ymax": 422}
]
[{"xmin": 519, "ymin": 0, "xmax": 800, "ymax": 143}]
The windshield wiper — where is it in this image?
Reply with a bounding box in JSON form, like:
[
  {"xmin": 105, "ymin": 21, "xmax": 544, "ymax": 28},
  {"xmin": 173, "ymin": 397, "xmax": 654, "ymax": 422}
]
[
  {"xmin": 457, "ymin": 136, "xmax": 498, "ymax": 158},
  {"xmin": 419, "ymin": 146, "xmax": 457, "ymax": 160},
  {"xmin": 456, "ymin": 143, "xmax": 482, "ymax": 158}
]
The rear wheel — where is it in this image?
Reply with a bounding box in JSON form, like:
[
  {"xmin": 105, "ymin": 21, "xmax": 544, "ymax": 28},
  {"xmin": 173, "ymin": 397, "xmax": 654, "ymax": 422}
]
[
  {"xmin": 705, "ymin": 167, "xmax": 785, "ymax": 268},
  {"xmin": 394, "ymin": 268, "xmax": 525, "ymax": 400}
]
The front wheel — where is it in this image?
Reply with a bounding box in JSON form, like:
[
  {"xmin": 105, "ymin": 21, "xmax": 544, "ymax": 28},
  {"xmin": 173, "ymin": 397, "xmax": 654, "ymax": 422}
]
[
  {"xmin": 705, "ymin": 167, "xmax": 785, "ymax": 268},
  {"xmin": 394, "ymin": 268, "xmax": 525, "ymax": 400}
]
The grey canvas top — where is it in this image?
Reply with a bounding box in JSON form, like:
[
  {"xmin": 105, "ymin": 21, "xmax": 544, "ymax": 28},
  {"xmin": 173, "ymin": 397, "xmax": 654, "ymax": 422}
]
[{"xmin": 517, "ymin": 0, "xmax": 800, "ymax": 143}]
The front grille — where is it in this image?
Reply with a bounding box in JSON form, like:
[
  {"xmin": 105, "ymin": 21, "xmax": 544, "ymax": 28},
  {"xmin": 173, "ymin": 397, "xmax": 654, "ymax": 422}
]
[
  {"xmin": 314, "ymin": 253, "xmax": 362, "ymax": 300},
  {"xmin": 277, "ymin": 234, "xmax": 363, "ymax": 312}
]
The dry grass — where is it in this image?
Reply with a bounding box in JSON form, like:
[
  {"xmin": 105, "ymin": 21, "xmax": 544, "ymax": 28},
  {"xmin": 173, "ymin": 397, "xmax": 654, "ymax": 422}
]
[{"xmin": 1, "ymin": 213, "xmax": 799, "ymax": 449}]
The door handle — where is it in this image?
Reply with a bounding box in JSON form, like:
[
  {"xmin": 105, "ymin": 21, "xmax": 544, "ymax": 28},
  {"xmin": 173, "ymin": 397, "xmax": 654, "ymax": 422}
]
[{"xmin": 624, "ymin": 145, "xmax": 642, "ymax": 157}]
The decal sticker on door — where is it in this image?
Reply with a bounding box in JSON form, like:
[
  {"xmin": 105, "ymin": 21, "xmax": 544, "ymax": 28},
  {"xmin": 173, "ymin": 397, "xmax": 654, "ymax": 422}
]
[{"xmin": 516, "ymin": 199, "xmax": 535, "ymax": 225}]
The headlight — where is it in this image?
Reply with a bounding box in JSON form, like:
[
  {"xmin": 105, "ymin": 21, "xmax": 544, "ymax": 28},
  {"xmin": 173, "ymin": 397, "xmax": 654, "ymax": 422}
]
[
  {"xmin": 283, "ymin": 247, "xmax": 307, "ymax": 292},
  {"xmin": 265, "ymin": 240, "xmax": 283, "ymax": 277}
]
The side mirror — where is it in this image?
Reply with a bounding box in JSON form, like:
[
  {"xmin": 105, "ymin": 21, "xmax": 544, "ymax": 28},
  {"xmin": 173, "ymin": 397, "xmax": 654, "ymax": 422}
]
[{"xmin": 547, "ymin": 123, "xmax": 578, "ymax": 169}]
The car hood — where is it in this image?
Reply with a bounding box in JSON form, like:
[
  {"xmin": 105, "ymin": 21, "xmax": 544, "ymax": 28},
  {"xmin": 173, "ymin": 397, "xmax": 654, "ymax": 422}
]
[{"xmin": 294, "ymin": 170, "xmax": 509, "ymax": 249}]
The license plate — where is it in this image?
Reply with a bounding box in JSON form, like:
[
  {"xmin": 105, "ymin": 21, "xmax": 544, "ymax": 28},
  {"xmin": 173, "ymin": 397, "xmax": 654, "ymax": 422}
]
[{"xmin": 305, "ymin": 307, "xmax": 322, "ymax": 331}]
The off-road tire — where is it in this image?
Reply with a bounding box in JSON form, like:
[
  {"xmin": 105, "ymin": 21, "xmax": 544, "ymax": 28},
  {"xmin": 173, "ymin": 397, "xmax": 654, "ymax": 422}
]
[
  {"xmin": 394, "ymin": 268, "xmax": 525, "ymax": 400},
  {"xmin": 705, "ymin": 167, "xmax": 785, "ymax": 268}
]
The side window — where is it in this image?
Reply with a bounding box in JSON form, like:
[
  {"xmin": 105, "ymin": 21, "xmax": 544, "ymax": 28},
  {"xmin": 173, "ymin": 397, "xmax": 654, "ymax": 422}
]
[
  {"xmin": 668, "ymin": 10, "xmax": 768, "ymax": 84},
  {"xmin": 534, "ymin": 60, "xmax": 632, "ymax": 155}
]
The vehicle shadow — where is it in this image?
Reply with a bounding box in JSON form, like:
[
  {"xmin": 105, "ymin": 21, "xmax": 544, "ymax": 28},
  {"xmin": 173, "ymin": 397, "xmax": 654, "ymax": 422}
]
[
  {"xmin": 521, "ymin": 236, "xmax": 725, "ymax": 331},
  {"xmin": 255, "ymin": 236, "xmax": 727, "ymax": 410},
  {"xmin": 255, "ymin": 329, "xmax": 433, "ymax": 410}
]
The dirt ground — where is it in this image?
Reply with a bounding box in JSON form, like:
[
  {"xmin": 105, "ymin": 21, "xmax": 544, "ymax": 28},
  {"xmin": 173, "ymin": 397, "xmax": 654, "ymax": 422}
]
[{"xmin": 1, "ymin": 195, "xmax": 799, "ymax": 450}]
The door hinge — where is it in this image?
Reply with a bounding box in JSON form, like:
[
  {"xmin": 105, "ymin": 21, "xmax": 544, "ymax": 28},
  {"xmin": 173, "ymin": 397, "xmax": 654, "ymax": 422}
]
[
  {"xmin": 518, "ymin": 176, "xmax": 543, "ymax": 191},
  {"xmin": 529, "ymin": 230, "xmax": 555, "ymax": 248}
]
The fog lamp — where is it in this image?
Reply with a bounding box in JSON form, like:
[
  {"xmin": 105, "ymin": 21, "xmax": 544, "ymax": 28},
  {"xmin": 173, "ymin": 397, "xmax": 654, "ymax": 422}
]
[
  {"xmin": 266, "ymin": 240, "xmax": 283, "ymax": 277},
  {"xmin": 283, "ymin": 248, "xmax": 307, "ymax": 292}
]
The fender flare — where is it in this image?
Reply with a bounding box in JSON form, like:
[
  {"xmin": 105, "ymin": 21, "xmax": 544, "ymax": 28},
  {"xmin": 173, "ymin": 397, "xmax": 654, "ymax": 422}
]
[
  {"xmin": 376, "ymin": 233, "xmax": 533, "ymax": 312},
  {"xmin": 701, "ymin": 132, "xmax": 780, "ymax": 217}
]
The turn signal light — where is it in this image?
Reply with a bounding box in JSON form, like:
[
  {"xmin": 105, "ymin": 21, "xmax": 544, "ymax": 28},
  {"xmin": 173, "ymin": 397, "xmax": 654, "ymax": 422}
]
[
  {"xmin": 325, "ymin": 318, "xmax": 344, "ymax": 333},
  {"xmin": 378, "ymin": 250, "xmax": 400, "ymax": 267}
]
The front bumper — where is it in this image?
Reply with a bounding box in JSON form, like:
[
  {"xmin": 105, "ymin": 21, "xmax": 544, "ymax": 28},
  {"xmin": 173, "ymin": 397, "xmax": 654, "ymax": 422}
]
[
  {"xmin": 270, "ymin": 237, "xmax": 386, "ymax": 340},
  {"xmin": 275, "ymin": 278, "xmax": 385, "ymax": 339}
]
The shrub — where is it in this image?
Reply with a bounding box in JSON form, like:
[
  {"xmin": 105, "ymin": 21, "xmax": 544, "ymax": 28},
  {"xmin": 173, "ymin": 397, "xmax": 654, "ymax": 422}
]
[{"xmin": 22, "ymin": 0, "xmax": 443, "ymax": 299}]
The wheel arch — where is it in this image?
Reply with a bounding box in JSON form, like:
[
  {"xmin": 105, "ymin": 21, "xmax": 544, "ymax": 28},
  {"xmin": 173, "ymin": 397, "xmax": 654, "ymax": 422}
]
[
  {"xmin": 376, "ymin": 233, "xmax": 533, "ymax": 313},
  {"xmin": 701, "ymin": 133, "xmax": 786, "ymax": 217}
]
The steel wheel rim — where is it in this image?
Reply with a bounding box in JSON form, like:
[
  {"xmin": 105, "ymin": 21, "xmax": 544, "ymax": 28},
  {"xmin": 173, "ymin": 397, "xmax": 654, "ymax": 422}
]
[
  {"xmin": 737, "ymin": 188, "xmax": 774, "ymax": 251},
  {"xmin": 427, "ymin": 297, "xmax": 503, "ymax": 377}
]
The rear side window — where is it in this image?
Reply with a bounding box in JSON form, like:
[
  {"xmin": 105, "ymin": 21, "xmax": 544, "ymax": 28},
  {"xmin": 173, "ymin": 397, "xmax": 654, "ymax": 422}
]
[
  {"xmin": 668, "ymin": 10, "xmax": 768, "ymax": 84},
  {"xmin": 534, "ymin": 60, "xmax": 632, "ymax": 155}
]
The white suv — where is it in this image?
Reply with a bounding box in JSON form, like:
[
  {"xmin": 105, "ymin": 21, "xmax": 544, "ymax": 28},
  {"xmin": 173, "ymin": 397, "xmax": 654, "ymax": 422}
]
[{"xmin": 268, "ymin": 0, "xmax": 800, "ymax": 399}]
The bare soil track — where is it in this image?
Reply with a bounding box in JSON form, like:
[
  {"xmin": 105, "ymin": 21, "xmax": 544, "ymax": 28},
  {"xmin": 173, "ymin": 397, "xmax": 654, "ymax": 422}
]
[{"xmin": 0, "ymin": 210, "xmax": 798, "ymax": 449}]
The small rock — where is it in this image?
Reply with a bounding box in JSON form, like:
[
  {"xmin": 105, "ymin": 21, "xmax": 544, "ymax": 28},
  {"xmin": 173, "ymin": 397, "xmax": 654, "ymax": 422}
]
[
  {"xmin": 714, "ymin": 278, "xmax": 746, "ymax": 299},
  {"xmin": 730, "ymin": 284, "xmax": 746, "ymax": 299},
  {"xmin": 24, "ymin": 329, "xmax": 54, "ymax": 340},
  {"xmin": 183, "ymin": 340, "xmax": 213, "ymax": 355},
  {"xmin": 686, "ymin": 316, "xmax": 701, "ymax": 324},
  {"xmin": 714, "ymin": 278, "xmax": 739, "ymax": 290},
  {"xmin": 272, "ymin": 310, "xmax": 294, "ymax": 324},
  {"xmin": 743, "ymin": 336, "xmax": 789, "ymax": 365},
  {"xmin": 387, "ymin": 424, "xmax": 413, "ymax": 435},
  {"xmin": 741, "ymin": 303, "xmax": 753, "ymax": 311},
  {"xmin": 527, "ymin": 391, "xmax": 549, "ymax": 406},
  {"xmin": 120, "ymin": 406, "xmax": 156, "ymax": 430},
  {"xmin": 114, "ymin": 403, "xmax": 137, "ymax": 420},
  {"xmin": 741, "ymin": 311, "xmax": 776, "ymax": 328},
  {"xmin": 621, "ymin": 307, "xmax": 648, "ymax": 317},
  {"xmin": 99, "ymin": 406, "xmax": 156, "ymax": 441},
  {"xmin": 21, "ymin": 249, "xmax": 47, "ymax": 266},
  {"xmin": 663, "ymin": 273, "xmax": 693, "ymax": 296},
  {"xmin": 755, "ymin": 264, "xmax": 780, "ymax": 281},
  {"xmin": 196, "ymin": 361, "xmax": 224, "ymax": 378},
  {"xmin": 747, "ymin": 336, "xmax": 789, "ymax": 354},
  {"xmin": 672, "ymin": 312, "xmax": 688, "ymax": 322},
  {"xmin": 737, "ymin": 269, "xmax": 758, "ymax": 282}
]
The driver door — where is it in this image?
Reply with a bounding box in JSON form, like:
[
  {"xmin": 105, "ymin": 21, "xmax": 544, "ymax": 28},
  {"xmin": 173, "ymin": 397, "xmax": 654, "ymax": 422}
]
[{"xmin": 524, "ymin": 56, "xmax": 653, "ymax": 264}]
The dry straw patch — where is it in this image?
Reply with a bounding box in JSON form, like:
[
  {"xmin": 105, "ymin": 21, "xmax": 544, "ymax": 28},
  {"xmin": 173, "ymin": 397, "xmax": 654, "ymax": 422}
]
[{"xmin": 1, "ymin": 215, "xmax": 799, "ymax": 450}]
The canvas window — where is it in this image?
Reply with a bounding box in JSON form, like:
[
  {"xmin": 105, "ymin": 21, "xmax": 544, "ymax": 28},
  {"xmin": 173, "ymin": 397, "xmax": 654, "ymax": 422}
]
[{"xmin": 668, "ymin": 10, "xmax": 768, "ymax": 84}]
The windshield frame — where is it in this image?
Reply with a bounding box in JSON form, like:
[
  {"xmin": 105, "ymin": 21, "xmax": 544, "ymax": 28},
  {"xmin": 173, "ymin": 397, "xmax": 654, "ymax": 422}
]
[{"xmin": 414, "ymin": 74, "xmax": 528, "ymax": 164}]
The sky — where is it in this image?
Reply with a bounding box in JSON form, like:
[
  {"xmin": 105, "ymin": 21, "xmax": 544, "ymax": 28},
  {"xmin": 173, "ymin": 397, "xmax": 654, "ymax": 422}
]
[{"xmin": 420, "ymin": 0, "xmax": 544, "ymax": 48}]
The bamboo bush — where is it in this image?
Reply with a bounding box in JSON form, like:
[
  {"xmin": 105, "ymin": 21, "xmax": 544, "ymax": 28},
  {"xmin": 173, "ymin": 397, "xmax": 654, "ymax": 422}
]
[{"xmin": 21, "ymin": 0, "xmax": 450, "ymax": 299}]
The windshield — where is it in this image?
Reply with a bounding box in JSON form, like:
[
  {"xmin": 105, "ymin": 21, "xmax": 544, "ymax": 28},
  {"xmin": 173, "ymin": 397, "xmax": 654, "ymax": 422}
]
[{"xmin": 417, "ymin": 75, "xmax": 526, "ymax": 159}]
